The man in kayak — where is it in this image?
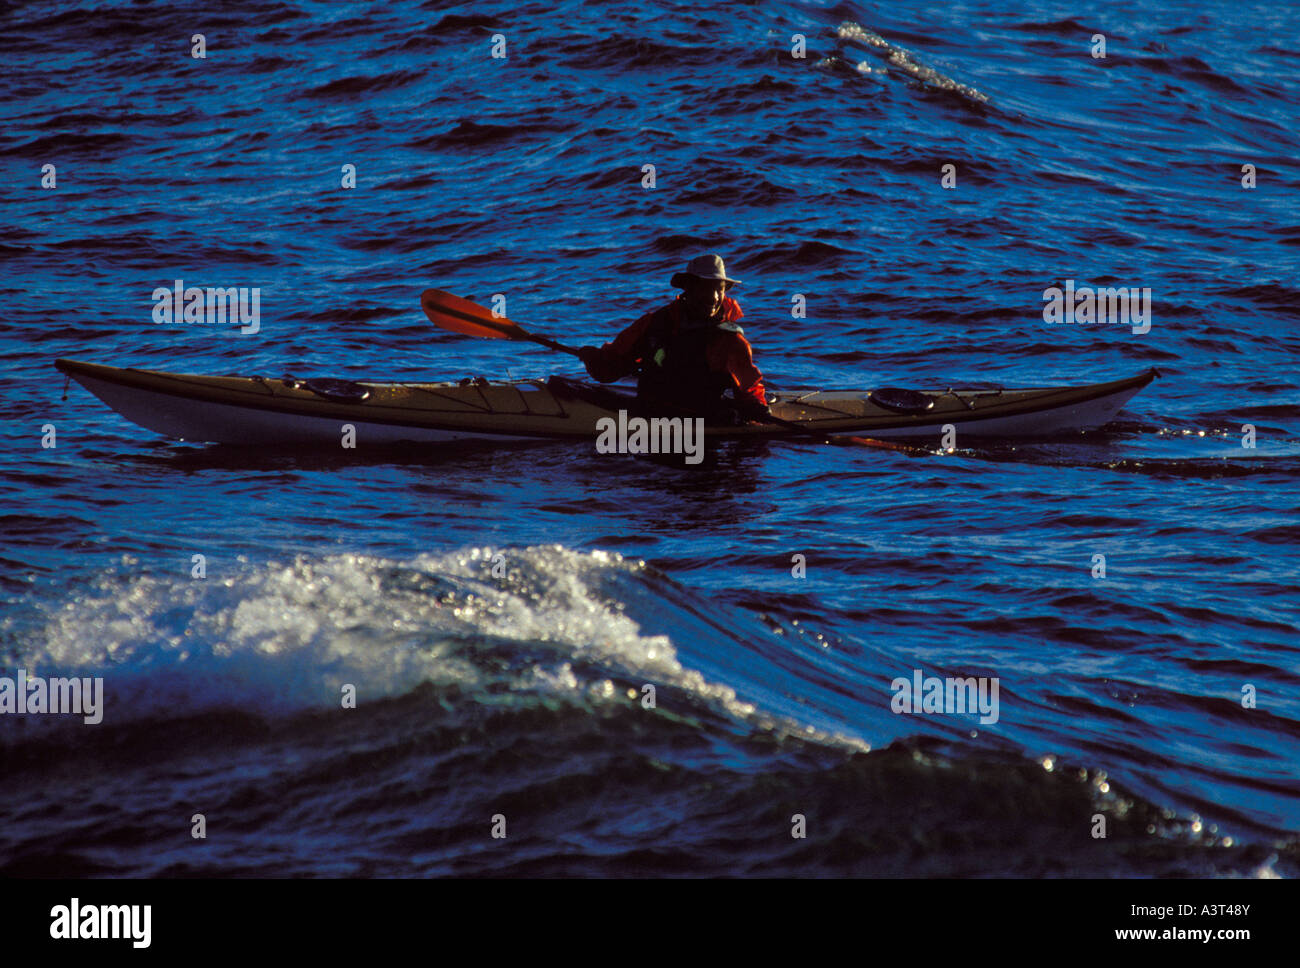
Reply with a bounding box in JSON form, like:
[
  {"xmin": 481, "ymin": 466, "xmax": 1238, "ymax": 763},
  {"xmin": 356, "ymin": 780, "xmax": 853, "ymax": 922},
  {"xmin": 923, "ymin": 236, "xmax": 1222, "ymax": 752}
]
[{"xmin": 577, "ymin": 254, "xmax": 771, "ymax": 423}]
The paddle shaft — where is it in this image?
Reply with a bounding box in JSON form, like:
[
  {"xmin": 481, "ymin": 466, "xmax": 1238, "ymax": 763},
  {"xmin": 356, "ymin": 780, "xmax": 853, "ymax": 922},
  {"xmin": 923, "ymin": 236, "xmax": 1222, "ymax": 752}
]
[
  {"xmin": 754, "ymin": 411, "xmax": 921, "ymax": 453},
  {"xmin": 526, "ymin": 332, "xmax": 582, "ymax": 356}
]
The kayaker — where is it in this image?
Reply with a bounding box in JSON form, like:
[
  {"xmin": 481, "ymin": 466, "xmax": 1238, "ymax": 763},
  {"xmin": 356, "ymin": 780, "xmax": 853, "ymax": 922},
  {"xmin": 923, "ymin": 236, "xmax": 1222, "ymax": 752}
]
[{"xmin": 577, "ymin": 254, "xmax": 771, "ymax": 422}]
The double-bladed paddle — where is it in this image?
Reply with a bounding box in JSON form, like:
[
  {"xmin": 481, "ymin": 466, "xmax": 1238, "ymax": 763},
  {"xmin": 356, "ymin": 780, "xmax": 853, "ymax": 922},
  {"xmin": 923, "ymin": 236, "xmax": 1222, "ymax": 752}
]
[{"xmin": 419, "ymin": 289, "xmax": 928, "ymax": 454}]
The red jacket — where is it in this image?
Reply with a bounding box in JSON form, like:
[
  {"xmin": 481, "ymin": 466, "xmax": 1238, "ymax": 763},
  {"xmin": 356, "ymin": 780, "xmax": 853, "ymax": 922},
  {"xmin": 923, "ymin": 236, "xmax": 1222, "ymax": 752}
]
[{"xmin": 586, "ymin": 296, "xmax": 767, "ymax": 410}]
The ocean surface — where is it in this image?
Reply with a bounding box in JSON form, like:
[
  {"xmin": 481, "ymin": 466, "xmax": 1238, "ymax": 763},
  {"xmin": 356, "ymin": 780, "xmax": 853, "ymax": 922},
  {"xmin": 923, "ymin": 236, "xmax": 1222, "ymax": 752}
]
[{"xmin": 1, "ymin": 0, "xmax": 1298, "ymax": 878}]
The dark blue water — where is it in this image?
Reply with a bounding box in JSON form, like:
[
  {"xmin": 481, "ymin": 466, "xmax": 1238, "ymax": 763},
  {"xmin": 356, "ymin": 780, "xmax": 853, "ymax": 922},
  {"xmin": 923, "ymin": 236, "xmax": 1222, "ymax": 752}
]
[{"xmin": 1, "ymin": 0, "xmax": 1298, "ymax": 877}]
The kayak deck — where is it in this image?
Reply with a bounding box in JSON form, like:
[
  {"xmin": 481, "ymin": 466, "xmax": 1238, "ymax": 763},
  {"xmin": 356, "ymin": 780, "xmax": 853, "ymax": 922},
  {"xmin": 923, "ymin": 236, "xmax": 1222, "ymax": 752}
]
[{"xmin": 55, "ymin": 358, "xmax": 1158, "ymax": 446}]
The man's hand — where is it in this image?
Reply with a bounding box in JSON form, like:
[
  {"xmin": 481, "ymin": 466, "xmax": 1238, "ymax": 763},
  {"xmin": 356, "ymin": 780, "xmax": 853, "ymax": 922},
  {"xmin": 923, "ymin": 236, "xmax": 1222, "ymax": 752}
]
[
  {"xmin": 578, "ymin": 346, "xmax": 611, "ymax": 382},
  {"xmin": 736, "ymin": 394, "xmax": 772, "ymax": 422}
]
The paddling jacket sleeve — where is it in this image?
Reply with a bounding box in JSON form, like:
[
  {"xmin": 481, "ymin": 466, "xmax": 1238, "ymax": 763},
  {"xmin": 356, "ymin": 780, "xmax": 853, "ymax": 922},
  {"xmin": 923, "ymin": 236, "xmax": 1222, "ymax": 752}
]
[{"xmin": 585, "ymin": 297, "xmax": 768, "ymax": 409}]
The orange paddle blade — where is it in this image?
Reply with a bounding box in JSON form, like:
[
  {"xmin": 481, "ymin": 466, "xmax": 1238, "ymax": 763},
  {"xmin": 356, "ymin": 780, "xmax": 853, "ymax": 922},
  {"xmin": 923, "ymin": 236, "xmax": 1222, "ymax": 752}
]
[
  {"xmin": 843, "ymin": 435, "xmax": 923, "ymax": 454},
  {"xmin": 420, "ymin": 289, "xmax": 528, "ymax": 341}
]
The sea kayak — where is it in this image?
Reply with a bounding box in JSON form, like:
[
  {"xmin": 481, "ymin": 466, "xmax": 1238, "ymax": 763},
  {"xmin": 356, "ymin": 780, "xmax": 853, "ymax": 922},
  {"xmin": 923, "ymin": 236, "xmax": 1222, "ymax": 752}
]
[{"xmin": 55, "ymin": 359, "xmax": 1157, "ymax": 446}]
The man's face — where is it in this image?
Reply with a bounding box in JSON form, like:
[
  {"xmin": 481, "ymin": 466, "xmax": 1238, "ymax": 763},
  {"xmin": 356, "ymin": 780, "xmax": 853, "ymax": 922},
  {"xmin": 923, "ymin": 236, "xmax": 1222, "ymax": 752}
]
[{"xmin": 684, "ymin": 278, "xmax": 726, "ymax": 319}]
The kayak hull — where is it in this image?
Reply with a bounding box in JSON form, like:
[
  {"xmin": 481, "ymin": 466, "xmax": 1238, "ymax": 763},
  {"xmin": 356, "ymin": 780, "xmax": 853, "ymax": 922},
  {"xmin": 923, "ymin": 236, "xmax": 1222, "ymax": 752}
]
[{"xmin": 55, "ymin": 359, "xmax": 1157, "ymax": 446}]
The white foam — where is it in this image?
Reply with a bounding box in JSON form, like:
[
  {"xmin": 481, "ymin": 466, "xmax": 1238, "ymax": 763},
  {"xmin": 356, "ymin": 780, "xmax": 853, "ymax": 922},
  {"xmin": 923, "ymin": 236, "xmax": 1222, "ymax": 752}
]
[{"xmin": 5, "ymin": 546, "xmax": 867, "ymax": 751}]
